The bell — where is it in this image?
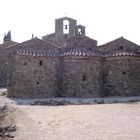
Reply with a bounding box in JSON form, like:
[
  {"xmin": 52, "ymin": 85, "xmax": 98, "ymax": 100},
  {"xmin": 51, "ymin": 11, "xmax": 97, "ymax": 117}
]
[{"xmin": 65, "ymin": 25, "xmax": 68, "ymax": 29}]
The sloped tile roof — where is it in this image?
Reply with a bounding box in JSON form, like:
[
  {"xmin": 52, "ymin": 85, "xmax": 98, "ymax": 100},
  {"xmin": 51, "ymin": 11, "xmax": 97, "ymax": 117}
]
[
  {"xmin": 99, "ymin": 37, "xmax": 140, "ymax": 48},
  {"xmin": 99, "ymin": 37, "xmax": 140, "ymax": 53},
  {"xmin": 15, "ymin": 36, "xmax": 140, "ymax": 58},
  {"xmin": 58, "ymin": 47, "xmax": 102, "ymax": 57},
  {"xmin": 16, "ymin": 35, "xmax": 102, "ymax": 57},
  {"xmin": 6, "ymin": 37, "xmax": 56, "ymax": 50},
  {"xmin": 16, "ymin": 48, "xmax": 140, "ymax": 58},
  {"xmin": 0, "ymin": 41, "xmax": 18, "ymax": 48},
  {"xmin": 16, "ymin": 48, "xmax": 100, "ymax": 57},
  {"xmin": 104, "ymin": 51, "xmax": 140, "ymax": 57},
  {"xmin": 16, "ymin": 49, "xmax": 58, "ymax": 57}
]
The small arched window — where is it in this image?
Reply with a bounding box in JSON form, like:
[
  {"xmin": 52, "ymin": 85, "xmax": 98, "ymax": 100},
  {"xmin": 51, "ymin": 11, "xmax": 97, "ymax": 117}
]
[
  {"xmin": 78, "ymin": 28, "xmax": 82, "ymax": 35},
  {"xmin": 39, "ymin": 60, "xmax": 43, "ymax": 66},
  {"xmin": 119, "ymin": 44, "xmax": 124, "ymax": 50}
]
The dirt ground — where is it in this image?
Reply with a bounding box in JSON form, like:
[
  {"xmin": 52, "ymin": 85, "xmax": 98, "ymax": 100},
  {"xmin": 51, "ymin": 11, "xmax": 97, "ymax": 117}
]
[
  {"xmin": 12, "ymin": 103, "xmax": 140, "ymax": 140},
  {"xmin": 1, "ymin": 94, "xmax": 140, "ymax": 140}
]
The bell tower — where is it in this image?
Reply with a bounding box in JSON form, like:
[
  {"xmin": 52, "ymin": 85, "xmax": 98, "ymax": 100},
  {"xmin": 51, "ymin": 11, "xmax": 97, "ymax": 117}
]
[
  {"xmin": 42, "ymin": 17, "xmax": 86, "ymax": 47},
  {"xmin": 75, "ymin": 25, "xmax": 85, "ymax": 36},
  {"xmin": 55, "ymin": 17, "xmax": 77, "ymax": 40}
]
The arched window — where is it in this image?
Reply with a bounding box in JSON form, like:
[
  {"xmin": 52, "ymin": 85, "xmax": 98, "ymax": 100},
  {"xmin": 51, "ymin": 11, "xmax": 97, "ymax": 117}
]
[
  {"xmin": 119, "ymin": 44, "xmax": 124, "ymax": 50},
  {"xmin": 63, "ymin": 20, "xmax": 69, "ymax": 34},
  {"xmin": 78, "ymin": 28, "xmax": 82, "ymax": 35}
]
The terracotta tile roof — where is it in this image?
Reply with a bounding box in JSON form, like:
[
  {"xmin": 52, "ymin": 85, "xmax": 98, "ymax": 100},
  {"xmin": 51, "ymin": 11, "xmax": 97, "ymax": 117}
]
[
  {"xmin": 16, "ymin": 45, "xmax": 103, "ymax": 57},
  {"xmin": 15, "ymin": 35, "xmax": 101, "ymax": 57},
  {"xmin": 104, "ymin": 51, "xmax": 140, "ymax": 57},
  {"xmin": 15, "ymin": 36, "xmax": 140, "ymax": 58},
  {"xmin": 16, "ymin": 49, "xmax": 58, "ymax": 57},
  {"xmin": 58, "ymin": 47, "xmax": 102, "ymax": 57},
  {"xmin": 16, "ymin": 48, "xmax": 140, "ymax": 58}
]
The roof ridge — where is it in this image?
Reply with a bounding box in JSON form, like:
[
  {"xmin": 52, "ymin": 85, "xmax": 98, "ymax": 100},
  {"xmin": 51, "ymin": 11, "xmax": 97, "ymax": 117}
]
[{"xmin": 99, "ymin": 37, "xmax": 140, "ymax": 47}]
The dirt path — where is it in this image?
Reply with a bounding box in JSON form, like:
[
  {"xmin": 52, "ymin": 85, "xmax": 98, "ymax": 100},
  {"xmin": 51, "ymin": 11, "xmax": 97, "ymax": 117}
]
[
  {"xmin": 13, "ymin": 103, "xmax": 140, "ymax": 140},
  {"xmin": 1, "ymin": 94, "xmax": 140, "ymax": 140}
]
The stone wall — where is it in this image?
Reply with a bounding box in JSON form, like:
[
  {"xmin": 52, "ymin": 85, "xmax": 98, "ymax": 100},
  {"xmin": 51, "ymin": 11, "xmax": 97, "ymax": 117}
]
[
  {"xmin": 7, "ymin": 56, "xmax": 59, "ymax": 98},
  {"xmin": 61, "ymin": 56, "xmax": 102, "ymax": 97},
  {"xmin": 66, "ymin": 35, "xmax": 97, "ymax": 49},
  {"xmin": 0, "ymin": 49, "xmax": 8, "ymax": 87},
  {"xmin": 7, "ymin": 54, "xmax": 140, "ymax": 98},
  {"xmin": 0, "ymin": 48, "xmax": 15, "ymax": 88},
  {"xmin": 103, "ymin": 56, "xmax": 140, "ymax": 96},
  {"xmin": 0, "ymin": 41, "xmax": 18, "ymax": 88}
]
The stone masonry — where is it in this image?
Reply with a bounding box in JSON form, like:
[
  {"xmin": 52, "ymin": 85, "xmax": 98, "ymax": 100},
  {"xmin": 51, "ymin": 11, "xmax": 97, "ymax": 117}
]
[{"xmin": 0, "ymin": 17, "xmax": 139, "ymax": 98}]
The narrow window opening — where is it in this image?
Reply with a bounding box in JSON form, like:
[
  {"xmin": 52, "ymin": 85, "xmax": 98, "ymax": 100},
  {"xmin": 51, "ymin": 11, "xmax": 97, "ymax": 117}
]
[
  {"xmin": 82, "ymin": 74, "xmax": 86, "ymax": 81},
  {"xmin": 39, "ymin": 60, "xmax": 43, "ymax": 66},
  {"xmin": 107, "ymin": 85, "xmax": 113, "ymax": 87},
  {"xmin": 24, "ymin": 62, "xmax": 27, "ymax": 65},
  {"xmin": 63, "ymin": 20, "xmax": 69, "ymax": 34},
  {"xmin": 102, "ymin": 75, "xmax": 105, "ymax": 78},
  {"xmin": 122, "ymin": 72, "xmax": 126, "ymax": 75}
]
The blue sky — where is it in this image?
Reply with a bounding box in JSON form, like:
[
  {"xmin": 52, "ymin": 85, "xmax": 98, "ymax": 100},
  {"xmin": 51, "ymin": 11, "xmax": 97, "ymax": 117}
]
[{"xmin": 0, "ymin": 0, "xmax": 140, "ymax": 45}]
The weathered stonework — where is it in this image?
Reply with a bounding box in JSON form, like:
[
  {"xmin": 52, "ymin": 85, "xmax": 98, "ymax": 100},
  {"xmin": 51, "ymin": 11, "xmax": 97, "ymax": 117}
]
[
  {"xmin": 8, "ymin": 56, "xmax": 59, "ymax": 98},
  {"xmin": 61, "ymin": 57, "xmax": 102, "ymax": 97},
  {"xmin": 0, "ymin": 41, "xmax": 18, "ymax": 87},
  {"xmin": 103, "ymin": 56, "xmax": 140, "ymax": 97},
  {"xmin": 0, "ymin": 17, "xmax": 139, "ymax": 98}
]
